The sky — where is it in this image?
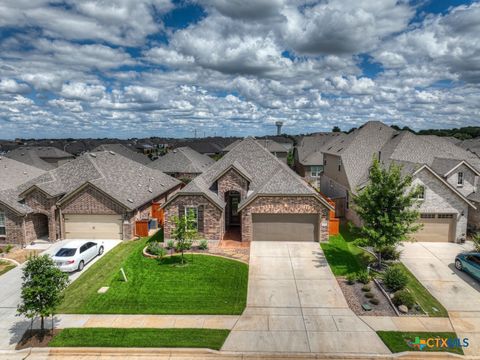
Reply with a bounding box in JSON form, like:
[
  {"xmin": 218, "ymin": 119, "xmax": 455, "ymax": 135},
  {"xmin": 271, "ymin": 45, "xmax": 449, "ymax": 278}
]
[{"xmin": 0, "ymin": 0, "xmax": 479, "ymax": 139}]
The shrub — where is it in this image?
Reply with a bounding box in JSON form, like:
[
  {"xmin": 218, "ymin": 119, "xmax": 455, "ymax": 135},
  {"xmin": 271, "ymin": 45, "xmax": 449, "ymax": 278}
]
[
  {"xmin": 346, "ymin": 273, "xmax": 357, "ymax": 285},
  {"xmin": 357, "ymin": 270, "xmax": 370, "ymax": 284},
  {"xmin": 5, "ymin": 244, "xmax": 13, "ymax": 254},
  {"xmin": 392, "ymin": 290, "xmax": 415, "ymax": 309},
  {"xmin": 383, "ymin": 265, "xmax": 409, "ymax": 292},
  {"xmin": 380, "ymin": 246, "xmax": 401, "ymax": 261},
  {"xmin": 198, "ymin": 239, "xmax": 208, "ymax": 250},
  {"xmin": 166, "ymin": 240, "xmax": 175, "ymax": 250},
  {"xmin": 369, "ymin": 298, "xmax": 380, "ymax": 305},
  {"xmin": 147, "ymin": 242, "xmax": 165, "ymax": 257},
  {"xmin": 473, "ymin": 233, "xmax": 480, "ymax": 252},
  {"xmin": 361, "ymin": 285, "xmax": 371, "ymax": 292},
  {"xmin": 365, "ymin": 292, "xmax": 374, "ymax": 299},
  {"xmin": 0, "ymin": 248, "xmax": 3, "ymax": 254}
]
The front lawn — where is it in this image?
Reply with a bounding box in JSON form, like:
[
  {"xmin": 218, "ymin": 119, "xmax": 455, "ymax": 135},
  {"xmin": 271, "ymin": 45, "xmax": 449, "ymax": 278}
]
[
  {"xmin": 58, "ymin": 238, "xmax": 248, "ymax": 315},
  {"xmin": 0, "ymin": 260, "xmax": 16, "ymax": 276},
  {"xmin": 49, "ymin": 328, "xmax": 229, "ymax": 350},
  {"xmin": 377, "ymin": 331, "xmax": 464, "ymax": 355},
  {"xmin": 320, "ymin": 225, "xmax": 374, "ymax": 276}
]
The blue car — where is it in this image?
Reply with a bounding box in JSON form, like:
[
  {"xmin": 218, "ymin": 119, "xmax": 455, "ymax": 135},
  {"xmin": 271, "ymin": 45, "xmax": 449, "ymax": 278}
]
[{"xmin": 455, "ymin": 252, "xmax": 480, "ymax": 281}]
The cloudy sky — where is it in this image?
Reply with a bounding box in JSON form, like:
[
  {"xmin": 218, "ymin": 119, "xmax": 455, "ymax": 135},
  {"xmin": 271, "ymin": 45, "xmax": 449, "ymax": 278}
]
[{"xmin": 0, "ymin": 0, "xmax": 479, "ymax": 139}]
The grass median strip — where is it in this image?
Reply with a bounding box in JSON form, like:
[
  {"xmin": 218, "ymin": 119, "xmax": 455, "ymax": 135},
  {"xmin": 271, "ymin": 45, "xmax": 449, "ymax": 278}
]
[
  {"xmin": 377, "ymin": 331, "xmax": 464, "ymax": 355},
  {"xmin": 49, "ymin": 328, "xmax": 230, "ymax": 350}
]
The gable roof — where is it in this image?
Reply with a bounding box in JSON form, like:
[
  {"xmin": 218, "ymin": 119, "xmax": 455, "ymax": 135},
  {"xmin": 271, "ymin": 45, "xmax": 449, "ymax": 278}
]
[
  {"xmin": 223, "ymin": 138, "xmax": 288, "ymax": 153},
  {"xmin": 457, "ymin": 138, "xmax": 480, "ymax": 157},
  {"xmin": 173, "ymin": 140, "xmax": 224, "ymax": 155},
  {"xmin": 296, "ymin": 133, "xmax": 346, "ymax": 166},
  {"xmin": 164, "ymin": 138, "xmax": 333, "ymax": 211},
  {"xmin": 6, "ymin": 151, "xmax": 181, "ymax": 214},
  {"xmin": 0, "ymin": 156, "xmax": 45, "ymax": 191},
  {"xmin": 93, "ymin": 144, "xmax": 151, "ymax": 165},
  {"xmin": 5, "ymin": 146, "xmax": 74, "ymax": 171},
  {"xmin": 148, "ymin": 147, "xmax": 215, "ymax": 174}
]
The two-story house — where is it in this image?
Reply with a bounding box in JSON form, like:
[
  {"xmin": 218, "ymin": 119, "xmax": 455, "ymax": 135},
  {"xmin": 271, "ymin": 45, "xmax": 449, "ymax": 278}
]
[{"xmin": 320, "ymin": 121, "xmax": 479, "ymax": 242}]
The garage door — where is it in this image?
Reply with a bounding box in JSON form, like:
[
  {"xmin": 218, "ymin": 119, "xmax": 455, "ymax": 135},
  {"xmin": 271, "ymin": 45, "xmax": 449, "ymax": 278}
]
[
  {"xmin": 64, "ymin": 214, "xmax": 123, "ymax": 240},
  {"xmin": 252, "ymin": 214, "xmax": 318, "ymax": 242},
  {"xmin": 413, "ymin": 213, "xmax": 455, "ymax": 242}
]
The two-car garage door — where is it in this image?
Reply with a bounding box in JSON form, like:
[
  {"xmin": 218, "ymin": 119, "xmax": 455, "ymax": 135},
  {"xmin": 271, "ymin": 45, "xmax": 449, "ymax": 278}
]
[
  {"xmin": 65, "ymin": 215, "xmax": 123, "ymax": 240},
  {"xmin": 413, "ymin": 213, "xmax": 455, "ymax": 242},
  {"xmin": 252, "ymin": 214, "xmax": 318, "ymax": 242}
]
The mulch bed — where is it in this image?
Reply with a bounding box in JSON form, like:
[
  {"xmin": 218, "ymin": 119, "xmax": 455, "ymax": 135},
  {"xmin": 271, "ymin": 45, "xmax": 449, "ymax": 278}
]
[
  {"xmin": 16, "ymin": 329, "xmax": 60, "ymax": 350},
  {"xmin": 337, "ymin": 278, "xmax": 397, "ymax": 316}
]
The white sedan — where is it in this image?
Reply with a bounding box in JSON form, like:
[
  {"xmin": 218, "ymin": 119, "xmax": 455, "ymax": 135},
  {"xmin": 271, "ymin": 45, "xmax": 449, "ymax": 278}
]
[{"xmin": 51, "ymin": 240, "xmax": 104, "ymax": 272}]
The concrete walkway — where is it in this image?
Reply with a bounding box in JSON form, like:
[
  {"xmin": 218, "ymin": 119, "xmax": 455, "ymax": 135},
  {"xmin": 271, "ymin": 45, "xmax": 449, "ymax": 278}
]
[
  {"xmin": 402, "ymin": 241, "xmax": 480, "ymax": 356},
  {"xmin": 360, "ymin": 316, "xmax": 454, "ymax": 332},
  {"xmin": 55, "ymin": 314, "xmax": 239, "ymax": 330},
  {"xmin": 222, "ymin": 241, "xmax": 390, "ymax": 355}
]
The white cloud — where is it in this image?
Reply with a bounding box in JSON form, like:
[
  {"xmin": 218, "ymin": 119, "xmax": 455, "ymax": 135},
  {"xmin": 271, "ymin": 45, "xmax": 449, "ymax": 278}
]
[
  {"xmin": 0, "ymin": 79, "xmax": 30, "ymax": 94},
  {"xmin": 60, "ymin": 82, "xmax": 106, "ymax": 101}
]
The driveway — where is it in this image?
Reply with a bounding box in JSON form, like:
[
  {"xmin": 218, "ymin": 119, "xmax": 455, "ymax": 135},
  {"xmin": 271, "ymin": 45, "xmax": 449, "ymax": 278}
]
[
  {"xmin": 0, "ymin": 239, "xmax": 120, "ymax": 350},
  {"xmin": 401, "ymin": 241, "xmax": 480, "ymax": 356},
  {"xmin": 222, "ymin": 241, "xmax": 389, "ymax": 354}
]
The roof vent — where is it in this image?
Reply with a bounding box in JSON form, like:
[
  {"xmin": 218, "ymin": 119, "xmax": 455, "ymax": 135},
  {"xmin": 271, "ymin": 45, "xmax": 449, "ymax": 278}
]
[
  {"xmin": 109, "ymin": 151, "xmax": 115, "ymax": 155},
  {"xmin": 89, "ymin": 153, "xmax": 97, "ymax": 158},
  {"xmin": 127, "ymin": 198, "xmax": 134, "ymax": 203},
  {"xmin": 148, "ymin": 188, "xmax": 153, "ymax": 193}
]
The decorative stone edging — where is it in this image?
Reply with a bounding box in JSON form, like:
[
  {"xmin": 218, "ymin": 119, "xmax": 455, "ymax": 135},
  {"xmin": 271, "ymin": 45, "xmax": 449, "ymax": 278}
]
[
  {"xmin": 142, "ymin": 246, "xmax": 249, "ymax": 265},
  {"xmin": 0, "ymin": 257, "xmax": 20, "ymax": 266},
  {"xmin": 373, "ymin": 278, "xmax": 400, "ymax": 316}
]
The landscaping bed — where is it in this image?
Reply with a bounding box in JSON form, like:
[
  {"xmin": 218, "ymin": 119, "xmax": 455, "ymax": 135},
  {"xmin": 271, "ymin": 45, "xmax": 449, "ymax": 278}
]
[
  {"xmin": 17, "ymin": 328, "xmax": 229, "ymax": 350},
  {"xmin": 0, "ymin": 259, "xmax": 16, "ymax": 276},
  {"xmin": 58, "ymin": 238, "xmax": 248, "ymax": 315},
  {"xmin": 377, "ymin": 331, "xmax": 464, "ymax": 355}
]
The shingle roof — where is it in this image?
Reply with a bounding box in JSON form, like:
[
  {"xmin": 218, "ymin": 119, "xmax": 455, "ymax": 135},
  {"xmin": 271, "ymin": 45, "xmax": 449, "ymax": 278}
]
[
  {"xmin": 168, "ymin": 138, "xmax": 332, "ymax": 211},
  {"xmin": 5, "ymin": 146, "xmax": 74, "ymax": 171},
  {"xmin": 174, "ymin": 141, "xmax": 224, "ymax": 154},
  {"xmin": 0, "ymin": 157, "xmax": 45, "ymax": 191},
  {"xmin": 148, "ymin": 147, "xmax": 215, "ymax": 174},
  {"xmin": 223, "ymin": 138, "xmax": 288, "ymax": 153},
  {"xmin": 457, "ymin": 138, "xmax": 480, "ymax": 157},
  {"xmin": 5, "ymin": 151, "xmax": 181, "ymax": 214},
  {"xmin": 93, "ymin": 144, "xmax": 151, "ymax": 165},
  {"xmin": 296, "ymin": 133, "xmax": 346, "ymax": 166}
]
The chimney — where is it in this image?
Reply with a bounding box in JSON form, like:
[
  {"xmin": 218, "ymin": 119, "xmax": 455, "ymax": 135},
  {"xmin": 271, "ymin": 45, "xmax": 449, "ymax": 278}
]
[{"xmin": 275, "ymin": 121, "xmax": 283, "ymax": 135}]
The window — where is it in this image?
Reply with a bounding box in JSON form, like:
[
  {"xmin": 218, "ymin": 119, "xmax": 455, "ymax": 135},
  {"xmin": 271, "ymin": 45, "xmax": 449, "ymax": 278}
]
[
  {"xmin": 323, "ymin": 159, "xmax": 327, "ymax": 166},
  {"xmin": 329, "ymin": 179, "xmax": 333, "ymax": 189},
  {"xmin": 346, "ymin": 191, "xmax": 349, "ymax": 209},
  {"xmin": 0, "ymin": 211, "xmax": 5, "ymax": 236},
  {"xmin": 338, "ymin": 159, "xmax": 342, "ymax": 172},
  {"xmin": 417, "ymin": 185, "xmax": 425, "ymax": 200},
  {"xmin": 185, "ymin": 206, "xmax": 198, "ymax": 230},
  {"xmin": 457, "ymin": 172, "xmax": 464, "ymax": 186},
  {"xmin": 420, "ymin": 213, "xmax": 435, "ymax": 219},
  {"xmin": 437, "ymin": 214, "xmax": 454, "ymax": 219},
  {"xmin": 311, "ymin": 166, "xmax": 322, "ymax": 177}
]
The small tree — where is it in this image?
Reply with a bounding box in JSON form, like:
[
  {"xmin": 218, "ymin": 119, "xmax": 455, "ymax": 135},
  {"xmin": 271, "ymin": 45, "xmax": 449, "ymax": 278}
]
[
  {"xmin": 17, "ymin": 255, "xmax": 69, "ymax": 331},
  {"xmin": 171, "ymin": 209, "xmax": 199, "ymax": 264},
  {"xmin": 332, "ymin": 126, "xmax": 341, "ymax": 133},
  {"xmin": 353, "ymin": 158, "xmax": 422, "ymax": 267}
]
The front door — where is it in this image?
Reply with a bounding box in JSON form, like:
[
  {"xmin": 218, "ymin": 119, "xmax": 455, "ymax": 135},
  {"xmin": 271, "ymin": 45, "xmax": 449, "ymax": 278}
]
[{"xmin": 229, "ymin": 193, "xmax": 241, "ymax": 226}]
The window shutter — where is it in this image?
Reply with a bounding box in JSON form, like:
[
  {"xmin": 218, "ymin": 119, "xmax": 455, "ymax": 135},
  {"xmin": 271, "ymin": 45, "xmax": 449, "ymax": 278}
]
[
  {"xmin": 178, "ymin": 205, "xmax": 185, "ymax": 218},
  {"xmin": 197, "ymin": 205, "xmax": 204, "ymax": 232}
]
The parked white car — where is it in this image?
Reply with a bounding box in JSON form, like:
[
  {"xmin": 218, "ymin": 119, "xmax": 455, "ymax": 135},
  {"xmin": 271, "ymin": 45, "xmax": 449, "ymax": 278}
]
[{"xmin": 51, "ymin": 240, "xmax": 104, "ymax": 272}]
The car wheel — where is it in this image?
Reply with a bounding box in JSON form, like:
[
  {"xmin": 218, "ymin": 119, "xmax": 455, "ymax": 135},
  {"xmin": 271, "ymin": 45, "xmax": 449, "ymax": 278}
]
[
  {"xmin": 455, "ymin": 259, "xmax": 463, "ymax": 271},
  {"xmin": 98, "ymin": 246, "xmax": 104, "ymax": 256},
  {"xmin": 78, "ymin": 260, "xmax": 84, "ymax": 271}
]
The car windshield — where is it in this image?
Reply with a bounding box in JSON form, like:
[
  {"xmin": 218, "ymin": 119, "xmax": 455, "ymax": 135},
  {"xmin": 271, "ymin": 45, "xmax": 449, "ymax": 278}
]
[{"xmin": 55, "ymin": 248, "xmax": 76, "ymax": 257}]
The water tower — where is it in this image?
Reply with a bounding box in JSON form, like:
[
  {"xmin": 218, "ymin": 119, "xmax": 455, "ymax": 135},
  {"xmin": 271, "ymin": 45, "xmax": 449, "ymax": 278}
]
[{"xmin": 275, "ymin": 121, "xmax": 284, "ymax": 135}]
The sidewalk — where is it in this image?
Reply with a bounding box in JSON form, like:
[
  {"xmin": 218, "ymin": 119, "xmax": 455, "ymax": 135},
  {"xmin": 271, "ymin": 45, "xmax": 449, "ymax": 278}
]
[
  {"xmin": 360, "ymin": 316, "xmax": 455, "ymax": 332},
  {"xmin": 55, "ymin": 314, "xmax": 239, "ymax": 330}
]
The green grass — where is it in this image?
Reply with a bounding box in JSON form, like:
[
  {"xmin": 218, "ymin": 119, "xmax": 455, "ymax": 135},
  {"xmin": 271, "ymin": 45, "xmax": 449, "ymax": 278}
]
[
  {"xmin": 395, "ymin": 263, "xmax": 448, "ymax": 317},
  {"xmin": 0, "ymin": 260, "xmax": 16, "ymax": 276},
  {"xmin": 148, "ymin": 228, "xmax": 164, "ymax": 243},
  {"xmin": 49, "ymin": 328, "xmax": 230, "ymax": 350},
  {"xmin": 57, "ymin": 238, "xmax": 248, "ymax": 315},
  {"xmin": 377, "ymin": 331, "xmax": 464, "ymax": 355},
  {"xmin": 320, "ymin": 226, "xmax": 374, "ymax": 276}
]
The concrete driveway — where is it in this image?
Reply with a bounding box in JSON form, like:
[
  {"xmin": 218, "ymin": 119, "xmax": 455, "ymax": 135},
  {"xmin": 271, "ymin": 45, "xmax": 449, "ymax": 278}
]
[
  {"xmin": 401, "ymin": 241, "xmax": 480, "ymax": 356},
  {"xmin": 0, "ymin": 239, "xmax": 121, "ymax": 350},
  {"xmin": 222, "ymin": 241, "xmax": 389, "ymax": 354}
]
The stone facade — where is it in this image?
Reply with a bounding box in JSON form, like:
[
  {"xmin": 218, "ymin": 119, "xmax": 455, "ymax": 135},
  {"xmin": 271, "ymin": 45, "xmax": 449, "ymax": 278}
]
[
  {"xmin": 241, "ymin": 196, "xmax": 330, "ymax": 242},
  {"xmin": 0, "ymin": 207, "xmax": 24, "ymax": 245},
  {"xmin": 24, "ymin": 189, "xmax": 59, "ymax": 241},
  {"xmin": 163, "ymin": 195, "xmax": 224, "ymax": 241},
  {"xmin": 468, "ymin": 203, "xmax": 480, "ymax": 231},
  {"xmin": 446, "ymin": 163, "xmax": 477, "ymax": 197},
  {"xmin": 61, "ymin": 187, "xmax": 126, "ymax": 215},
  {"xmin": 217, "ymin": 168, "xmax": 249, "ymax": 200}
]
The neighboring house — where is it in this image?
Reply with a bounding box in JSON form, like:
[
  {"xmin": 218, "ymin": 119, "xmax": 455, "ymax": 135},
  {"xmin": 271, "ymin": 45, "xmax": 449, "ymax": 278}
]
[
  {"xmin": 136, "ymin": 144, "xmax": 155, "ymax": 155},
  {"xmin": 0, "ymin": 157, "xmax": 45, "ymax": 191},
  {"xmin": 94, "ymin": 143, "xmax": 151, "ymax": 165},
  {"xmin": 294, "ymin": 133, "xmax": 346, "ymax": 188},
  {"xmin": 457, "ymin": 138, "xmax": 480, "ymax": 158},
  {"xmin": 0, "ymin": 151, "xmax": 181, "ymax": 245},
  {"xmin": 223, "ymin": 138, "xmax": 289, "ymax": 163},
  {"xmin": 162, "ymin": 138, "xmax": 333, "ymax": 243},
  {"xmin": 5, "ymin": 146, "xmax": 75, "ymax": 171},
  {"xmin": 174, "ymin": 140, "xmax": 225, "ymax": 157},
  {"xmin": 320, "ymin": 121, "xmax": 480, "ymax": 243},
  {"xmin": 148, "ymin": 147, "xmax": 215, "ymax": 181}
]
